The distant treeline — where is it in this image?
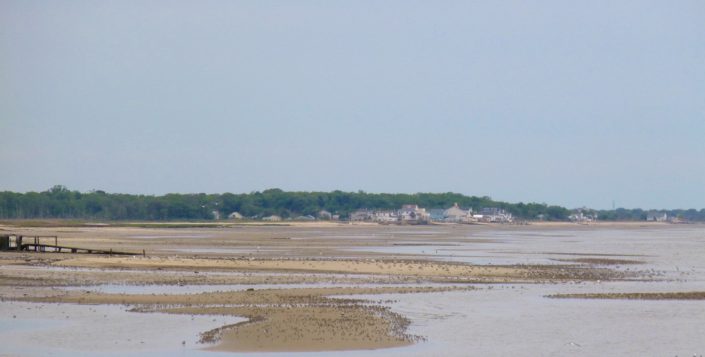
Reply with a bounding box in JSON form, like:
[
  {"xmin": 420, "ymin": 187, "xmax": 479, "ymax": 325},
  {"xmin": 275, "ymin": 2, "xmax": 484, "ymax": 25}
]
[{"xmin": 0, "ymin": 186, "xmax": 703, "ymax": 222}]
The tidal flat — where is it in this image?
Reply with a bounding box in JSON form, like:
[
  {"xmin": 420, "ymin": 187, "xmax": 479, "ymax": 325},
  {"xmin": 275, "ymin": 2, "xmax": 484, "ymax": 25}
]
[{"xmin": 1, "ymin": 222, "xmax": 704, "ymax": 356}]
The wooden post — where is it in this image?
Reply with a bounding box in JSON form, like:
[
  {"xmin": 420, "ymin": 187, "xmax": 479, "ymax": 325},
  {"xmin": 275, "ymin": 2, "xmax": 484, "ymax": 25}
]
[
  {"xmin": 55, "ymin": 236, "xmax": 58, "ymax": 246},
  {"xmin": 0, "ymin": 235, "xmax": 8, "ymax": 251},
  {"xmin": 143, "ymin": 249, "xmax": 146, "ymax": 257}
]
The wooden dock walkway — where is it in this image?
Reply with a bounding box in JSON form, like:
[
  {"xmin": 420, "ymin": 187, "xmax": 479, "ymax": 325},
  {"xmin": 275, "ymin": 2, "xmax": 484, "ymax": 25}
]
[
  {"xmin": 19, "ymin": 243, "xmax": 140, "ymax": 255},
  {"xmin": 1, "ymin": 234, "xmax": 144, "ymax": 256}
]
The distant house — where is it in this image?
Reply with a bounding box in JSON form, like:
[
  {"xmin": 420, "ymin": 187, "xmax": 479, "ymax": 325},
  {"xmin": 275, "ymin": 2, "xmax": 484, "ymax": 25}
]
[
  {"xmin": 262, "ymin": 215, "xmax": 282, "ymax": 222},
  {"xmin": 211, "ymin": 210, "xmax": 221, "ymax": 220},
  {"xmin": 398, "ymin": 204, "xmax": 430, "ymax": 224},
  {"xmin": 646, "ymin": 211, "xmax": 668, "ymax": 222},
  {"xmin": 228, "ymin": 212, "xmax": 244, "ymax": 220},
  {"xmin": 350, "ymin": 209, "xmax": 372, "ymax": 221},
  {"xmin": 569, "ymin": 210, "xmax": 596, "ymax": 223},
  {"xmin": 318, "ymin": 210, "xmax": 332, "ymax": 220},
  {"xmin": 294, "ymin": 215, "xmax": 316, "ymax": 221},
  {"xmin": 478, "ymin": 207, "xmax": 513, "ymax": 223},
  {"xmin": 444, "ymin": 203, "xmax": 472, "ymax": 223}
]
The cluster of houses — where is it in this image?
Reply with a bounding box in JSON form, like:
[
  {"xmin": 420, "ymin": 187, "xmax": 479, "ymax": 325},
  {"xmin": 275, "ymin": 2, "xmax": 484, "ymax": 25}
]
[
  {"xmin": 227, "ymin": 210, "xmax": 338, "ymax": 222},
  {"xmin": 350, "ymin": 204, "xmax": 513, "ymax": 224},
  {"xmin": 222, "ymin": 206, "xmax": 690, "ymax": 224},
  {"xmin": 223, "ymin": 204, "xmax": 514, "ymax": 224}
]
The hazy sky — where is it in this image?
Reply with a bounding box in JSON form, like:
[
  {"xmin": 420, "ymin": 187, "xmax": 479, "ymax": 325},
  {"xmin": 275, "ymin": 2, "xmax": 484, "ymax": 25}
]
[{"xmin": 1, "ymin": 1, "xmax": 704, "ymax": 209}]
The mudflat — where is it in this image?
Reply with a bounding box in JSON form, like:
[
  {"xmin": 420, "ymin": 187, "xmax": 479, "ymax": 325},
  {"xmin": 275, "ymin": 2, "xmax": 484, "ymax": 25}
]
[{"xmin": 1, "ymin": 222, "xmax": 703, "ymax": 355}]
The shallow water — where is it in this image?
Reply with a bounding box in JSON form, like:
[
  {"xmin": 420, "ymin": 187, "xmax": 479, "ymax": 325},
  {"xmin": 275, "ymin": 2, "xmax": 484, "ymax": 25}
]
[
  {"xmin": 0, "ymin": 301, "xmax": 244, "ymax": 357},
  {"xmin": 343, "ymin": 226, "xmax": 705, "ymax": 281},
  {"xmin": 373, "ymin": 286, "xmax": 705, "ymax": 357}
]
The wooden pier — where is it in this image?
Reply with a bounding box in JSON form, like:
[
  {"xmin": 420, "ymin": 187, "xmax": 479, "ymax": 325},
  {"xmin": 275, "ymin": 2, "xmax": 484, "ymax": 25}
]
[{"xmin": 0, "ymin": 234, "xmax": 144, "ymax": 256}]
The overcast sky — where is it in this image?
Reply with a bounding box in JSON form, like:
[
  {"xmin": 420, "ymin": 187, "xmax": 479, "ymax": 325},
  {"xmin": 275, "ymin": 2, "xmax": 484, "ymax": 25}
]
[{"xmin": 1, "ymin": 1, "xmax": 704, "ymax": 209}]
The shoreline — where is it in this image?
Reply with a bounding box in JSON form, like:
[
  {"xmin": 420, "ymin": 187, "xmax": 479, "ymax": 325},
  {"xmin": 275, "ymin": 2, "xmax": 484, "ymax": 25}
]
[{"xmin": 1, "ymin": 219, "xmax": 694, "ymax": 230}]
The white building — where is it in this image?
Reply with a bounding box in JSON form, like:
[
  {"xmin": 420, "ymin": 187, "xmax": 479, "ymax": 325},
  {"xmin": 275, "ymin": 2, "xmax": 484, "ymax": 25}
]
[
  {"xmin": 646, "ymin": 212, "xmax": 668, "ymax": 222},
  {"xmin": 569, "ymin": 210, "xmax": 596, "ymax": 223},
  {"xmin": 373, "ymin": 210, "xmax": 398, "ymax": 223}
]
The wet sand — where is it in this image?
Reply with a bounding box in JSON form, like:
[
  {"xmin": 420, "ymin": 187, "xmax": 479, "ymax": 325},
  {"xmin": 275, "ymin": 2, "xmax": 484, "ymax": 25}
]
[
  {"xmin": 1, "ymin": 222, "xmax": 704, "ymax": 355},
  {"xmin": 14, "ymin": 286, "xmax": 465, "ymax": 352}
]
